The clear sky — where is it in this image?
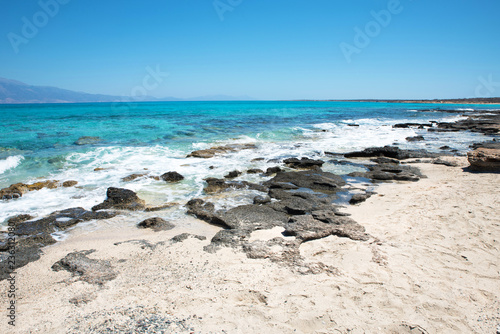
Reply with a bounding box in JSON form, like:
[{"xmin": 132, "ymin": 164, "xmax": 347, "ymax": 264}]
[{"xmin": 1, "ymin": 0, "xmax": 499, "ymax": 100}]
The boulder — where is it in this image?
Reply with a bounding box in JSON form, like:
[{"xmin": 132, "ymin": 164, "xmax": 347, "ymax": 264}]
[
  {"xmin": 247, "ymin": 168, "xmax": 264, "ymax": 174},
  {"xmin": 224, "ymin": 170, "xmax": 242, "ymax": 179},
  {"xmin": 92, "ymin": 187, "xmax": 146, "ymax": 211},
  {"xmin": 406, "ymin": 135, "xmax": 425, "ymax": 142},
  {"xmin": 121, "ymin": 174, "xmax": 147, "ymax": 182},
  {"xmin": 161, "ymin": 171, "xmax": 184, "ymax": 182},
  {"xmin": 185, "ymin": 199, "xmax": 228, "ymax": 228},
  {"xmin": 467, "ymin": 148, "xmax": 500, "ymax": 172},
  {"xmin": 1, "ymin": 180, "xmax": 60, "ymax": 200}
]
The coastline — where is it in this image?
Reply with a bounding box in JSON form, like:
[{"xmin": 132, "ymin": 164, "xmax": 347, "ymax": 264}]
[
  {"xmin": 1, "ymin": 157, "xmax": 498, "ymax": 333},
  {"xmin": 0, "ymin": 104, "xmax": 499, "ymax": 333}
]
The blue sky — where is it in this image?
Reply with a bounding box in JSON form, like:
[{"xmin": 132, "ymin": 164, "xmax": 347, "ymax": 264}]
[{"xmin": 1, "ymin": 0, "xmax": 499, "ymax": 100}]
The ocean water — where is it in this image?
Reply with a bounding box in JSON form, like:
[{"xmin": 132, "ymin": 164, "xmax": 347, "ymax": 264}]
[{"xmin": 0, "ymin": 101, "xmax": 498, "ymax": 227}]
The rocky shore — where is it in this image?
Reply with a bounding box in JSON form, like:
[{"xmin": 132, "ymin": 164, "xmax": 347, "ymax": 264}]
[{"xmin": 0, "ymin": 107, "xmax": 499, "ymax": 333}]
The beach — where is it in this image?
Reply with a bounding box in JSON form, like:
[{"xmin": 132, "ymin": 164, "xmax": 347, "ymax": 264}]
[
  {"xmin": 0, "ymin": 156, "xmax": 498, "ymax": 333},
  {"xmin": 0, "ymin": 102, "xmax": 499, "ymax": 333}
]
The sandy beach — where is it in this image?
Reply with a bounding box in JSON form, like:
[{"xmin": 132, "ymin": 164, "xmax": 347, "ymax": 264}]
[{"xmin": 1, "ymin": 156, "xmax": 498, "ymax": 334}]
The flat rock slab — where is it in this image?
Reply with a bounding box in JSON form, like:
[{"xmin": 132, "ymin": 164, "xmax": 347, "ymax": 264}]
[{"xmin": 52, "ymin": 250, "xmax": 118, "ymax": 285}]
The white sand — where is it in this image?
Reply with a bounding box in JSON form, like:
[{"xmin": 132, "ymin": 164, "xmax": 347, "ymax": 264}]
[{"xmin": 1, "ymin": 157, "xmax": 499, "ymax": 333}]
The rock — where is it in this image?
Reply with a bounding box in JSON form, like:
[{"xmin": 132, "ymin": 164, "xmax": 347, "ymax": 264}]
[
  {"xmin": 0, "ymin": 208, "xmax": 117, "ymax": 281},
  {"xmin": 283, "ymin": 157, "xmax": 324, "ymax": 169},
  {"xmin": 370, "ymin": 157, "xmax": 400, "ymax": 164},
  {"xmin": 92, "ymin": 187, "xmax": 146, "ymax": 211},
  {"xmin": 349, "ymin": 163, "xmax": 423, "ymax": 182},
  {"xmin": 137, "ymin": 217, "xmax": 175, "ymax": 231},
  {"xmin": 247, "ymin": 168, "xmax": 264, "ymax": 174},
  {"xmin": 121, "ymin": 174, "xmax": 147, "ymax": 182},
  {"xmin": 406, "ymin": 135, "xmax": 425, "ymax": 142},
  {"xmin": 62, "ymin": 180, "xmax": 78, "ymax": 187},
  {"xmin": 349, "ymin": 193, "xmax": 373, "ymax": 204},
  {"xmin": 185, "ymin": 199, "xmax": 228, "ymax": 228},
  {"xmin": 284, "ymin": 215, "xmax": 369, "ymax": 242},
  {"xmin": 221, "ymin": 205, "xmax": 289, "ymax": 231},
  {"xmin": 170, "ymin": 233, "xmax": 206, "ymax": 243},
  {"xmin": 187, "ymin": 143, "xmax": 257, "ymax": 158},
  {"xmin": 74, "ymin": 136, "xmax": 102, "ymax": 145},
  {"xmin": 344, "ymin": 146, "xmax": 437, "ymax": 160},
  {"xmin": 0, "ymin": 180, "xmax": 60, "ymax": 200},
  {"xmin": 7, "ymin": 214, "xmax": 34, "ymax": 224},
  {"xmin": 224, "ymin": 170, "xmax": 242, "ymax": 179},
  {"xmin": 160, "ymin": 171, "xmax": 184, "ymax": 182},
  {"xmin": 144, "ymin": 203, "xmax": 176, "ymax": 212},
  {"xmin": 51, "ymin": 250, "xmax": 117, "ymax": 285},
  {"xmin": 14, "ymin": 207, "xmax": 118, "ymax": 236},
  {"xmin": 253, "ymin": 195, "xmax": 271, "ymax": 205},
  {"xmin": 440, "ymin": 145, "xmax": 452, "ymax": 150},
  {"xmin": 265, "ymin": 170, "xmax": 346, "ymax": 193},
  {"xmin": 203, "ymin": 178, "xmax": 267, "ymax": 194},
  {"xmin": 432, "ymin": 158, "xmax": 459, "ymax": 167},
  {"xmin": 393, "ymin": 123, "xmax": 432, "ymax": 128},
  {"xmin": 467, "ymin": 148, "xmax": 500, "ymax": 172},
  {"xmin": 265, "ymin": 166, "xmax": 282, "ymax": 175}
]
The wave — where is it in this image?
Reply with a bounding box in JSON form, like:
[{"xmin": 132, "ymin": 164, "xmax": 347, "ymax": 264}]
[{"xmin": 0, "ymin": 155, "xmax": 24, "ymax": 174}]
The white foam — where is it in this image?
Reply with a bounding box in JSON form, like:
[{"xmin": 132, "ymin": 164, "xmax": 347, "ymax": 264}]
[{"xmin": 0, "ymin": 155, "xmax": 23, "ymax": 174}]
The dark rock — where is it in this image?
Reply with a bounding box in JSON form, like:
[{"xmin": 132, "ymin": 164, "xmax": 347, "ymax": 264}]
[
  {"xmin": 160, "ymin": 171, "xmax": 184, "ymax": 182},
  {"xmin": 265, "ymin": 166, "xmax": 282, "ymax": 175},
  {"xmin": 467, "ymin": 148, "xmax": 500, "ymax": 172},
  {"xmin": 224, "ymin": 170, "xmax": 242, "ymax": 179},
  {"xmin": 268, "ymin": 182, "xmax": 299, "ymax": 190},
  {"xmin": 393, "ymin": 123, "xmax": 432, "ymax": 128},
  {"xmin": 92, "ymin": 187, "xmax": 146, "ymax": 211},
  {"xmin": 51, "ymin": 250, "xmax": 117, "ymax": 285},
  {"xmin": 74, "ymin": 136, "xmax": 102, "ymax": 145},
  {"xmin": 406, "ymin": 135, "xmax": 425, "ymax": 142},
  {"xmin": 14, "ymin": 207, "xmax": 118, "ymax": 236},
  {"xmin": 62, "ymin": 180, "xmax": 78, "ymax": 187},
  {"xmin": 432, "ymin": 159, "xmax": 459, "ymax": 167},
  {"xmin": 170, "ymin": 233, "xmax": 207, "ymax": 243},
  {"xmin": 283, "ymin": 157, "xmax": 325, "ymax": 169},
  {"xmin": 349, "ymin": 193, "xmax": 373, "ymax": 204},
  {"xmin": 370, "ymin": 157, "xmax": 401, "ymax": 164},
  {"xmin": 344, "ymin": 146, "xmax": 437, "ymax": 160},
  {"xmin": 203, "ymin": 178, "xmax": 267, "ymax": 194},
  {"xmin": 185, "ymin": 199, "xmax": 228, "ymax": 228},
  {"xmin": 247, "ymin": 168, "xmax": 264, "ymax": 174},
  {"xmin": 137, "ymin": 217, "xmax": 175, "ymax": 231},
  {"xmin": 251, "ymin": 158, "xmax": 265, "ymax": 162},
  {"xmin": 144, "ymin": 203, "xmax": 176, "ymax": 212},
  {"xmin": 253, "ymin": 195, "xmax": 271, "ymax": 205},
  {"xmin": 265, "ymin": 170, "xmax": 346, "ymax": 193},
  {"xmin": 7, "ymin": 214, "xmax": 34, "ymax": 225},
  {"xmin": 440, "ymin": 145, "xmax": 452, "ymax": 150},
  {"xmin": 349, "ymin": 163, "xmax": 423, "ymax": 182}
]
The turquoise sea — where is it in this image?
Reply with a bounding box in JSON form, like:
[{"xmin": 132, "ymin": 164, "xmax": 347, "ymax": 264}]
[{"xmin": 0, "ymin": 101, "xmax": 498, "ymax": 227}]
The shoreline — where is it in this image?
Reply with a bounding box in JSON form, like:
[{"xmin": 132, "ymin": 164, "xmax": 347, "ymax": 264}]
[
  {"xmin": 0, "ymin": 105, "xmax": 499, "ymax": 333},
  {"xmin": 1, "ymin": 157, "xmax": 498, "ymax": 333}
]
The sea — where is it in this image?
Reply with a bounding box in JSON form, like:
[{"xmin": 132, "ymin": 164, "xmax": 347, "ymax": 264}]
[{"xmin": 0, "ymin": 101, "xmax": 498, "ymax": 229}]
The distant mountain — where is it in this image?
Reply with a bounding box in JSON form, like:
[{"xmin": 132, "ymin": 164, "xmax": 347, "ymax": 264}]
[{"xmin": 0, "ymin": 77, "xmax": 255, "ymax": 104}]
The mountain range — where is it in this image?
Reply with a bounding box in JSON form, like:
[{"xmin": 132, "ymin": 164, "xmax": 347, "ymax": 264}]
[{"xmin": 0, "ymin": 77, "xmax": 254, "ymax": 104}]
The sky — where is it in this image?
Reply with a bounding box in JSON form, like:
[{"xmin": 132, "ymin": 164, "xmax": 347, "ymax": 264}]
[{"xmin": 1, "ymin": 0, "xmax": 499, "ymax": 100}]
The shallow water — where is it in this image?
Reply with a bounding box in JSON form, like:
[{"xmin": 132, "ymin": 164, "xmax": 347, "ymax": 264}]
[{"xmin": 0, "ymin": 101, "xmax": 498, "ymax": 226}]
